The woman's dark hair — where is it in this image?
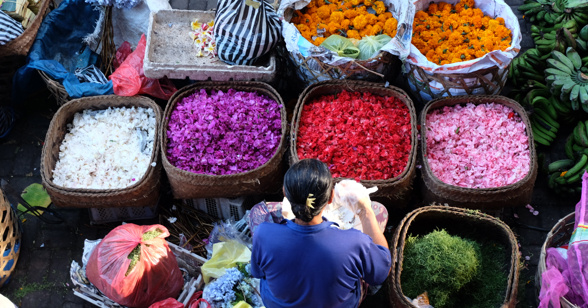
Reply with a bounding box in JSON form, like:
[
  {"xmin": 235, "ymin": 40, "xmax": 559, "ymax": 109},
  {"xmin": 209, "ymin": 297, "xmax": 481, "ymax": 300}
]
[{"xmin": 284, "ymin": 159, "xmax": 333, "ymax": 223}]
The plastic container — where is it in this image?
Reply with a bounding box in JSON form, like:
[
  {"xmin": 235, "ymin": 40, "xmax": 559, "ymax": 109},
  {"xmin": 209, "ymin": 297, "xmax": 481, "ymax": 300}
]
[
  {"xmin": 184, "ymin": 196, "xmax": 256, "ymax": 220},
  {"xmin": 144, "ymin": 10, "xmax": 276, "ymax": 82}
]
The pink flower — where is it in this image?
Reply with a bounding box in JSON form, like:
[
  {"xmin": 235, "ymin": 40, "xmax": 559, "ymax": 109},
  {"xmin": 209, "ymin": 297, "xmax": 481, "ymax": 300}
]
[{"xmin": 425, "ymin": 103, "xmax": 530, "ymax": 189}]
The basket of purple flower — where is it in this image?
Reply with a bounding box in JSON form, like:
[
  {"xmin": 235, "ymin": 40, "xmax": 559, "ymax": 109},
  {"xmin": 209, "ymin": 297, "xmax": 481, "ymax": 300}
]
[{"xmin": 160, "ymin": 81, "xmax": 287, "ymax": 199}]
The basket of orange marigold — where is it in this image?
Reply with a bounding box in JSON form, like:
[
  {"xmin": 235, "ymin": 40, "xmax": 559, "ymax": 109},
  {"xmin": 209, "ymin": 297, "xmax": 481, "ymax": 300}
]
[
  {"xmin": 277, "ymin": 0, "xmax": 415, "ymax": 86},
  {"xmin": 405, "ymin": 0, "xmax": 522, "ymax": 103}
]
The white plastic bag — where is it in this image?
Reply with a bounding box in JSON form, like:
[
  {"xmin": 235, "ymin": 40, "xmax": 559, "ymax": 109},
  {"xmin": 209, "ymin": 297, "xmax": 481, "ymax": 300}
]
[
  {"xmin": 112, "ymin": 0, "xmax": 171, "ymax": 49},
  {"xmin": 406, "ymin": 0, "xmax": 521, "ymax": 100}
]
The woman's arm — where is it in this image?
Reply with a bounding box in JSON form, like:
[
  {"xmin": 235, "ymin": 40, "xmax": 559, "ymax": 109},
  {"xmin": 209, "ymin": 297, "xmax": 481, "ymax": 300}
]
[{"xmin": 357, "ymin": 197, "xmax": 388, "ymax": 248}]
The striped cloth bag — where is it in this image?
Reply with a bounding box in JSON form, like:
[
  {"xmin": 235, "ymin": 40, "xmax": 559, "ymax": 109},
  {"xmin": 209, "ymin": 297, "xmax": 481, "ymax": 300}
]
[
  {"xmin": 0, "ymin": 10, "xmax": 24, "ymax": 45},
  {"xmin": 214, "ymin": 0, "xmax": 280, "ymax": 66}
]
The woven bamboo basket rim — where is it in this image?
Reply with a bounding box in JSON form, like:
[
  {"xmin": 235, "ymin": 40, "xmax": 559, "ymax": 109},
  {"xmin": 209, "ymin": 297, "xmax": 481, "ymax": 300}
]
[
  {"xmin": 390, "ymin": 205, "xmax": 520, "ymax": 308},
  {"xmin": 38, "ymin": 70, "xmax": 70, "ymax": 106},
  {"xmin": 0, "ymin": 0, "xmax": 51, "ymax": 57},
  {"xmin": 160, "ymin": 81, "xmax": 288, "ymax": 185},
  {"xmin": 0, "ymin": 188, "xmax": 21, "ymax": 287},
  {"xmin": 41, "ymin": 95, "xmax": 162, "ymax": 195},
  {"xmin": 289, "ymin": 79, "xmax": 418, "ymax": 186},
  {"xmin": 420, "ymin": 95, "xmax": 537, "ymax": 195},
  {"xmin": 536, "ymin": 212, "xmax": 578, "ymax": 308}
]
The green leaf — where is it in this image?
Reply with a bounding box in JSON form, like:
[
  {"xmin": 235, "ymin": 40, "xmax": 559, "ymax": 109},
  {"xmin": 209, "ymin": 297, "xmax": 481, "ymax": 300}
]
[{"xmin": 17, "ymin": 183, "xmax": 51, "ymax": 214}]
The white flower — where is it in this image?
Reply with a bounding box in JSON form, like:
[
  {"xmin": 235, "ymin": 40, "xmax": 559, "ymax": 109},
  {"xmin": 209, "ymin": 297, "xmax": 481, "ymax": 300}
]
[
  {"xmin": 52, "ymin": 107, "xmax": 156, "ymax": 189},
  {"xmin": 167, "ymin": 217, "xmax": 177, "ymax": 224}
]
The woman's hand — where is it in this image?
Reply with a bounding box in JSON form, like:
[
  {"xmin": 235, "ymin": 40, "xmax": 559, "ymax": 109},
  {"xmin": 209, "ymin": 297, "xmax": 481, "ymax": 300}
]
[{"xmin": 357, "ymin": 198, "xmax": 388, "ymax": 248}]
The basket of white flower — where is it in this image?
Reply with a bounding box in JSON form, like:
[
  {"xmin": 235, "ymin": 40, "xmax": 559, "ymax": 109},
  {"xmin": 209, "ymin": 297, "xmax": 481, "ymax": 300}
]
[{"xmin": 40, "ymin": 95, "xmax": 162, "ymax": 208}]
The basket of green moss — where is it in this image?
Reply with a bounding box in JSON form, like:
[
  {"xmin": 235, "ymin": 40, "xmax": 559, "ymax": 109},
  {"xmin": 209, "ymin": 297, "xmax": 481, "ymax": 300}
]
[{"xmin": 389, "ymin": 205, "xmax": 520, "ymax": 308}]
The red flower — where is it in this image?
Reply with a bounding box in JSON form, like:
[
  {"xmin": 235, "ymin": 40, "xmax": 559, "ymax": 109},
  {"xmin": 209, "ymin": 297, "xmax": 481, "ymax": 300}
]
[{"xmin": 297, "ymin": 90, "xmax": 412, "ymax": 181}]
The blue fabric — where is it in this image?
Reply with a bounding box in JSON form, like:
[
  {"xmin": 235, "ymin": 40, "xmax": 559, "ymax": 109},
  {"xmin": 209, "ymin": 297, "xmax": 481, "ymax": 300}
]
[
  {"xmin": 12, "ymin": 0, "xmax": 113, "ymax": 105},
  {"xmin": 251, "ymin": 219, "xmax": 391, "ymax": 308}
]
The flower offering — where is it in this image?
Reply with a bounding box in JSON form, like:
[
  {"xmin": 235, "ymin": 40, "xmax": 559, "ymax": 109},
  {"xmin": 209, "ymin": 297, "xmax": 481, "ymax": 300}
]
[
  {"xmin": 297, "ymin": 91, "xmax": 411, "ymax": 181},
  {"xmin": 189, "ymin": 19, "xmax": 216, "ymax": 58},
  {"xmin": 412, "ymin": 0, "xmax": 512, "ymax": 64},
  {"xmin": 166, "ymin": 89, "xmax": 282, "ymax": 175},
  {"xmin": 290, "ymin": 0, "xmax": 398, "ymax": 46},
  {"xmin": 53, "ymin": 107, "xmax": 157, "ymax": 189},
  {"xmin": 425, "ymin": 103, "xmax": 530, "ymax": 189}
]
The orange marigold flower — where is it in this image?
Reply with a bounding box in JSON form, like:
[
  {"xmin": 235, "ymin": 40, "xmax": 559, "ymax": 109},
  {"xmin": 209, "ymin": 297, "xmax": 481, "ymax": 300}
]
[
  {"xmin": 496, "ymin": 17, "xmax": 505, "ymax": 25},
  {"xmin": 327, "ymin": 21, "xmax": 341, "ymax": 34},
  {"xmin": 344, "ymin": 9, "xmax": 358, "ymax": 19},
  {"xmin": 331, "ymin": 11, "xmax": 345, "ymax": 23},
  {"xmin": 317, "ymin": 5, "xmax": 331, "ymax": 20},
  {"xmin": 347, "ymin": 29, "xmax": 361, "ymax": 39},
  {"xmin": 314, "ymin": 37, "xmax": 326, "ymax": 45},
  {"xmin": 383, "ymin": 17, "xmax": 397, "ymax": 37},
  {"xmin": 366, "ymin": 14, "xmax": 378, "ymax": 25},
  {"xmin": 370, "ymin": 24, "xmax": 383, "ymax": 35},
  {"xmin": 341, "ymin": 19, "xmax": 351, "ymax": 29},
  {"xmin": 364, "ymin": 0, "xmax": 373, "ymax": 6},
  {"xmin": 350, "ymin": 0, "xmax": 361, "ymax": 6},
  {"xmin": 373, "ymin": 1, "xmax": 386, "ymax": 15},
  {"xmin": 353, "ymin": 14, "xmax": 368, "ymax": 30}
]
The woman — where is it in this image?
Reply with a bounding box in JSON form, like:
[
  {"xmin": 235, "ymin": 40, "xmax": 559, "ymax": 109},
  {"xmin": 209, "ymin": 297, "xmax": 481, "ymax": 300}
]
[{"xmin": 251, "ymin": 159, "xmax": 391, "ymax": 308}]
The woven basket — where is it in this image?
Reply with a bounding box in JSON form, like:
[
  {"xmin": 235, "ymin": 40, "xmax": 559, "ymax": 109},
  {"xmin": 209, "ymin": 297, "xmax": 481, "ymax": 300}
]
[
  {"xmin": 0, "ymin": 188, "xmax": 22, "ymax": 287},
  {"xmin": 420, "ymin": 95, "xmax": 537, "ymax": 209},
  {"xmin": 160, "ymin": 81, "xmax": 288, "ymax": 199},
  {"xmin": 289, "ymin": 80, "xmax": 418, "ymax": 199},
  {"xmin": 0, "ymin": 0, "xmax": 51, "ymax": 57},
  {"xmin": 389, "ymin": 205, "xmax": 520, "ymax": 308},
  {"xmin": 37, "ymin": 6, "xmax": 115, "ymax": 106},
  {"xmin": 291, "ymin": 51, "xmax": 400, "ymax": 86},
  {"xmin": 40, "ymin": 95, "xmax": 163, "ymax": 208},
  {"xmin": 38, "ymin": 70, "xmax": 70, "ymax": 106},
  {"xmin": 536, "ymin": 212, "xmax": 578, "ymax": 308},
  {"xmin": 406, "ymin": 62, "xmax": 509, "ymax": 104}
]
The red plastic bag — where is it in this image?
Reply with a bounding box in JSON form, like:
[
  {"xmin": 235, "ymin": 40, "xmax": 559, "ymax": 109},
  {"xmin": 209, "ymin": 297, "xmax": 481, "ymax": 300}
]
[
  {"xmin": 114, "ymin": 41, "xmax": 132, "ymax": 69},
  {"xmin": 110, "ymin": 34, "xmax": 177, "ymax": 100},
  {"xmin": 149, "ymin": 298, "xmax": 184, "ymax": 308},
  {"xmin": 86, "ymin": 224, "xmax": 184, "ymax": 308}
]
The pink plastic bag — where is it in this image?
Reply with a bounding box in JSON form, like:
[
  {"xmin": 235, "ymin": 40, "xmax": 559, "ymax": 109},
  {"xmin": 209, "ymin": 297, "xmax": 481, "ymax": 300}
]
[
  {"xmin": 539, "ymin": 171, "xmax": 588, "ymax": 308},
  {"xmin": 86, "ymin": 224, "xmax": 184, "ymax": 308},
  {"xmin": 149, "ymin": 298, "xmax": 184, "ymax": 308},
  {"xmin": 110, "ymin": 34, "xmax": 177, "ymax": 100}
]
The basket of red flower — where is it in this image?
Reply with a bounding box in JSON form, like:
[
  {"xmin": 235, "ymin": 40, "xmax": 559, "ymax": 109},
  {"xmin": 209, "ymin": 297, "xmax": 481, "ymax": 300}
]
[
  {"xmin": 161, "ymin": 81, "xmax": 287, "ymax": 199},
  {"xmin": 420, "ymin": 95, "xmax": 538, "ymax": 209},
  {"xmin": 290, "ymin": 80, "xmax": 418, "ymax": 199}
]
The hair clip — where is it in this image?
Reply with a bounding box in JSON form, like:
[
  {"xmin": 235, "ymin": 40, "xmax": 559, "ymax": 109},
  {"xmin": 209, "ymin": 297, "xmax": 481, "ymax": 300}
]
[{"xmin": 306, "ymin": 193, "xmax": 316, "ymax": 209}]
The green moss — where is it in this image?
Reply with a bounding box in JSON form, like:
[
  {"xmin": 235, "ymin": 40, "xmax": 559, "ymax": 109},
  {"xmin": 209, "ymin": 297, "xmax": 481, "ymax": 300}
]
[
  {"xmin": 126, "ymin": 229, "xmax": 163, "ymax": 276},
  {"xmin": 402, "ymin": 230, "xmax": 480, "ymax": 308},
  {"xmin": 402, "ymin": 230, "xmax": 509, "ymax": 308}
]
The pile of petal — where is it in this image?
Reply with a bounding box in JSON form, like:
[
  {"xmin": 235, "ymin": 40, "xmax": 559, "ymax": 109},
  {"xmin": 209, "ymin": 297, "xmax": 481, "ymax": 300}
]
[
  {"xmin": 189, "ymin": 19, "xmax": 216, "ymax": 58},
  {"xmin": 425, "ymin": 103, "xmax": 530, "ymax": 188},
  {"xmin": 297, "ymin": 90, "xmax": 412, "ymax": 181},
  {"xmin": 166, "ymin": 89, "xmax": 282, "ymax": 175}
]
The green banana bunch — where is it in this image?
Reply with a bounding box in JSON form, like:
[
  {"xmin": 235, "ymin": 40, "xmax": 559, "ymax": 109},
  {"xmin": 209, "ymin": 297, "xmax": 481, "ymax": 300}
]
[
  {"xmin": 545, "ymin": 47, "xmax": 588, "ymax": 112},
  {"xmin": 549, "ymin": 154, "xmax": 588, "ymax": 194},
  {"xmin": 534, "ymin": 25, "xmax": 579, "ymax": 56},
  {"xmin": 509, "ymin": 48, "xmax": 549, "ymax": 88},
  {"xmin": 550, "ymin": 120, "xmax": 588, "ymax": 194},
  {"xmin": 520, "ymin": 0, "xmax": 563, "ymax": 27},
  {"xmin": 552, "ymin": 0, "xmax": 588, "ymax": 28},
  {"xmin": 529, "ymin": 91, "xmax": 561, "ymax": 146},
  {"xmin": 577, "ymin": 24, "xmax": 588, "ymax": 54}
]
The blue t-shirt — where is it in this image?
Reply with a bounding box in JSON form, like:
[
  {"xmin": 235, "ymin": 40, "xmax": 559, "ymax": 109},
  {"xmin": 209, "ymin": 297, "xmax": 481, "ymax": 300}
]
[{"xmin": 250, "ymin": 219, "xmax": 392, "ymax": 308}]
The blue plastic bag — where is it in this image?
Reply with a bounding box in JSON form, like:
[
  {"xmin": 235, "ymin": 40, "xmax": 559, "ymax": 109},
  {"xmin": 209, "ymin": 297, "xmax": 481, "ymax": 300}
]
[{"xmin": 12, "ymin": 0, "xmax": 113, "ymax": 105}]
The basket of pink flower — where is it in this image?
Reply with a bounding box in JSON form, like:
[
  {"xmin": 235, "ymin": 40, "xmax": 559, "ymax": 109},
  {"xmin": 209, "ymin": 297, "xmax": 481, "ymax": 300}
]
[
  {"xmin": 420, "ymin": 95, "xmax": 538, "ymax": 209},
  {"xmin": 161, "ymin": 81, "xmax": 287, "ymax": 199}
]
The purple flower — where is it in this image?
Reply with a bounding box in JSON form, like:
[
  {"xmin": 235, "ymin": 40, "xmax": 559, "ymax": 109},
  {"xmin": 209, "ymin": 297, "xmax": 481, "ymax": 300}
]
[{"xmin": 166, "ymin": 89, "xmax": 282, "ymax": 175}]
